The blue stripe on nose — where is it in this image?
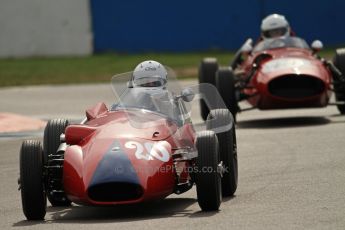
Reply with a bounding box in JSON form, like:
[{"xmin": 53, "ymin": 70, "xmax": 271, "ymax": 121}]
[{"xmin": 88, "ymin": 140, "xmax": 140, "ymax": 188}]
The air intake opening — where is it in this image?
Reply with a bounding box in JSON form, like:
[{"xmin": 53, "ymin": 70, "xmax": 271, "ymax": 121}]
[
  {"xmin": 88, "ymin": 182, "xmax": 143, "ymax": 202},
  {"xmin": 268, "ymin": 74, "xmax": 325, "ymax": 98}
]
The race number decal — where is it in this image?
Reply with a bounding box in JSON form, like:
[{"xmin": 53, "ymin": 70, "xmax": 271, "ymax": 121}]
[
  {"xmin": 125, "ymin": 141, "xmax": 151, "ymax": 161},
  {"xmin": 125, "ymin": 141, "xmax": 170, "ymax": 162}
]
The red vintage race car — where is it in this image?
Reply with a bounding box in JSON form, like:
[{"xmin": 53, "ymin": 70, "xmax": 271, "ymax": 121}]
[
  {"xmin": 18, "ymin": 66, "xmax": 237, "ymax": 220},
  {"xmin": 199, "ymin": 36, "xmax": 345, "ymax": 120}
]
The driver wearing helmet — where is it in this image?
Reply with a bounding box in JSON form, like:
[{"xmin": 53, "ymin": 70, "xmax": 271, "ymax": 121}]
[
  {"xmin": 114, "ymin": 60, "xmax": 179, "ymax": 116},
  {"xmin": 232, "ymin": 14, "xmax": 294, "ymax": 68},
  {"xmin": 129, "ymin": 60, "xmax": 182, "ymax": 122},
  {"xmin": 261, "ymin": 14, "xmax": 291, "ymax": 39},
  {"xmin": 111, "ymin": 60, "xmax": 187, "ymax": 125},
  {"xmin": 132, "ymin": 60, "xmax": 167, "ymax": 88}
]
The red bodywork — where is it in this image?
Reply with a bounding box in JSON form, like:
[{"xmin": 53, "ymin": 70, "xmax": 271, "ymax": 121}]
[
  {"xmin": 239, "ymin": 47, "xmax": 332, "ymax": 109},
  {"xmin": 62, "ymin": 103, "xmax": 195, "ymax": 205}
]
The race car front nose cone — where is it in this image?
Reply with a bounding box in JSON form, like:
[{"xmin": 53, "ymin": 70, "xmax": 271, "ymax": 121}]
[{"xmin": 87, "ymin": 140, "xmax": 143, "ymax": 202}]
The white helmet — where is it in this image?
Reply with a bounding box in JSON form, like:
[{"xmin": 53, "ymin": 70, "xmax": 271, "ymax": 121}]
[
  {"xmin": 261, "ymin": 14, "xmax": 290, "ymax": 39},
  {"xmin": 132, "ymin": 60, "xmax": 167, "ymax": 87}
]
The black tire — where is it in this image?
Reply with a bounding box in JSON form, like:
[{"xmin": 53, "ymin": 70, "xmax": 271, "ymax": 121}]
[
  {"xmin": 216, "ymin": 67, "xmax": 239, "ymax": 121},
  {"xmin": 199, "ymin": 58, "xmax": 219, "ymax": 120},
  {"xmin": 333, "ymin": 48, "xmax": 345, "ymax": 114},
  {"xmin": 333, "ymin": 48, "xmax": 345, "ymax": 76},
  {"xmin": 43, "ymin": 119, "xmax": 71, "ymax": 206},
  {"xmin": 20, "ymin": 140, "xmax": 46, "ymax": 220},
  {"xmin": 195, "ymin": 131, "xmax": 222, "ymax": 211},
  {"xmin": 207, "ymin": 109, "xmax": 238, "ymax": 197}
]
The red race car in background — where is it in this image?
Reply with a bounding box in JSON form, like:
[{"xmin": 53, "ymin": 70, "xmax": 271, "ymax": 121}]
[
  {"xmin": 199, "ymin": 36, "xmax": 345, "ymax": 120},
  {"xmin": 18, "ymin": 65, "xmax": 238, "ymax": 220}
]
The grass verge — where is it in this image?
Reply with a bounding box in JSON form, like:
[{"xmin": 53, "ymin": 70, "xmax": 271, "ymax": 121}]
[
  {"xmin": 0, "ymin": 52, "xmax": 233, "ymax": 87},
  {"xmin": 0, "ymin": 50, "xmax": 334, "ymax": 87}
]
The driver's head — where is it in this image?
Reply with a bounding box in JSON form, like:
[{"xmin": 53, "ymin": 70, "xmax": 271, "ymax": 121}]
[
  {"xmin": 261, "ymin": 14, "xmax": 290, "ymax": 39},
  {"xmin": 132, "ymin": 60, "xmax": 167, "ymax": 88}
]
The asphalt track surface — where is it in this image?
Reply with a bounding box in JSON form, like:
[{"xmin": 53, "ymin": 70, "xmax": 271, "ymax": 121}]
[{"xmin": 1, "ymin": 81, "xmax": 345, "ymax": 230}]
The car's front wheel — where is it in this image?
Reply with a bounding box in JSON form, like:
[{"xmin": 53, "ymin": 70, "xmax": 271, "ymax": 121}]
[
  {"xmin": 20, "ymin": 140, "xmax": 46, "ymax": 220},
  {"xmin": 333, "ymin": 48, "xmax": 345, "ymax": 114},
  {"xmin": 198, "ymin": 58, "xmax": 219, "ymax": 120},
  {"xmin": 195, "ymin": 131, "xmax": 222, "ymax": 211},
  {"xmin": 216, "ymin": 67, "xmax": 239, "ymax": 121}
]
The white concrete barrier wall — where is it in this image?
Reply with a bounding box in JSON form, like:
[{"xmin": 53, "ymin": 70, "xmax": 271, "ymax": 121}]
[{"xmin": 0, "ymin": 0, "xmax": 92, "ymax": 57}]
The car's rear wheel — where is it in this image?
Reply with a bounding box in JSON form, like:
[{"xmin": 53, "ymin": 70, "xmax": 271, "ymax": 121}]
[
  {"xmin": 20, "ymin": 140, "xmax": 46, "ymax": 220},
  {"xmin": 216, "ymin": 67, "xmax": 239, "ymax": 121},
  {"xmin": 195, "ymin": 131, "xmax": 222, "ymax": 211},
  {"xmin": 333, "ymin": 48, "xmax": 345, "ymax": 114},
  {"xmin": 44, "ymin": 119, "xmax": 71, "ymax": 206},
  {"xmin": 207, "ymin": 109, "xmax": 238, "ymax": 197},
  {"xmin": 199, "ymin": 58, "xmax": 219, "ymax": 120}
]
